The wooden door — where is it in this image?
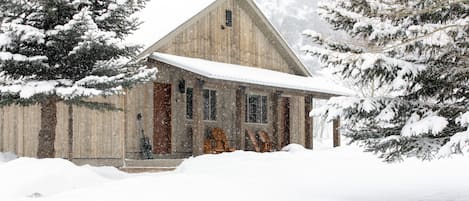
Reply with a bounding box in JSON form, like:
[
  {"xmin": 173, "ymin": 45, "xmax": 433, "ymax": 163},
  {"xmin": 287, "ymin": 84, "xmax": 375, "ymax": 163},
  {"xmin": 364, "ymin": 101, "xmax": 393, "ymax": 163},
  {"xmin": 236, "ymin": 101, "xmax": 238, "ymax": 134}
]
[
  {"xmin": 153, "ymin": 83, "xmax": 172, "ymax": 154},
  {"xmin": 280, "ymin": 97, "xmax": 291, "ymax": 148}
]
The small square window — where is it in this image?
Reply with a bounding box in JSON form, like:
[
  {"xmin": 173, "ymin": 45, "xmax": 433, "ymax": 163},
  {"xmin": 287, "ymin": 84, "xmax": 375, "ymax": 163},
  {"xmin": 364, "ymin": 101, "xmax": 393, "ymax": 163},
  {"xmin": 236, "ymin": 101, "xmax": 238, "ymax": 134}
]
[{"xmin": 225, "ymin": 10, "xmax": 232, "ymax": 27}]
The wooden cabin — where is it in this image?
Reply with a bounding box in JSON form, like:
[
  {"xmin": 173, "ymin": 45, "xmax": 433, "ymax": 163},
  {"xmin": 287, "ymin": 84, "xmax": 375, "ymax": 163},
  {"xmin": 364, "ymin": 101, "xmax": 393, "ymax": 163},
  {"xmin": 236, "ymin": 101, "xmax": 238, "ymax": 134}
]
[{"xmin": 0, "ymin": 0, "xmax": 348, "ymax": 167}]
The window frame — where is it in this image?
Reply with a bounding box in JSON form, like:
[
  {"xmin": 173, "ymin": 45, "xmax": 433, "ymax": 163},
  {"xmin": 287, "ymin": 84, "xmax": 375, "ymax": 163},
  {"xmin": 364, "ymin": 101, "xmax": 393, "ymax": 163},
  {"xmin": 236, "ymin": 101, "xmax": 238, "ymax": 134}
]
[
  {"xmin": 245, "ymin": 94, "xmax": 268, "ymax": 124},
  {"xmin": 225, "ymin": 10, "xmax": 233, "ymax": 27},
  {"xmin": 203, "ymin": 89, "xmax": 217, "ymax": 121}
]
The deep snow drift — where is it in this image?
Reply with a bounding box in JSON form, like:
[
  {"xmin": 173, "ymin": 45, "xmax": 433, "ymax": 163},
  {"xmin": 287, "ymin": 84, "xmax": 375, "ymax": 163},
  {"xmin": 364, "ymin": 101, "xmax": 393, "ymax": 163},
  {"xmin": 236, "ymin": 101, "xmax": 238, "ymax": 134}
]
[{"xmin": 1, "ymin": 145, "xmax": 468, "ymax": 201}]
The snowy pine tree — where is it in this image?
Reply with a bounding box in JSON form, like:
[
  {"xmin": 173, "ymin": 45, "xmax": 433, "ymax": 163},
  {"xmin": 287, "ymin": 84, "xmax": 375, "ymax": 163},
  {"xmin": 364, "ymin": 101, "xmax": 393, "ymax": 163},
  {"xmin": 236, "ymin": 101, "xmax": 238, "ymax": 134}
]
[
  {"xmin": 0, "ymin": 0, "xmax": 156, "ymax": 158},
  {"xmin": 303, "ymin": 0, "xmax": 468, "ymax": 161}
]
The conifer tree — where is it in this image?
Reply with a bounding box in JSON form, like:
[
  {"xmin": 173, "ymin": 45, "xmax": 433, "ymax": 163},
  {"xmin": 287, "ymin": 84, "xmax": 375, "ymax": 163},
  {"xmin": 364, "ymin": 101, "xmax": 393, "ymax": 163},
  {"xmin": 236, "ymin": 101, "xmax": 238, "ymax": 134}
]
[
  {"xmin": 303, "ymin": 0, "xmax": 468, "ymax": 161},
  {"xmin": 0, "ymin": 0, "xmax": 156, "ymax": 158}
]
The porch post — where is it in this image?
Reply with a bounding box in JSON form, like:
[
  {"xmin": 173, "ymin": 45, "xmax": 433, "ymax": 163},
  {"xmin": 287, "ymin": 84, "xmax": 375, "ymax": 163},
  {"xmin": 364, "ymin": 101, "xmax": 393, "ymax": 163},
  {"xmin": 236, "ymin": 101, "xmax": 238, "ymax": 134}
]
[
  {"xmin": 304, "ymin": 95, "xmax": 313, "ymax": 149},
  {"xmin": 274, "ymin": 91, "xmax": 283, "ymax": 150},
  {"xmin": 235, "ymin": 86, "xmax": 246, "ymax": 150},
  {"xmin": 192, "ymin": 79, "xmax": 205, "ymax": 156},
  {"xmin": 333, "ymin": 118, "xmax": 341, "ymax": 147}
]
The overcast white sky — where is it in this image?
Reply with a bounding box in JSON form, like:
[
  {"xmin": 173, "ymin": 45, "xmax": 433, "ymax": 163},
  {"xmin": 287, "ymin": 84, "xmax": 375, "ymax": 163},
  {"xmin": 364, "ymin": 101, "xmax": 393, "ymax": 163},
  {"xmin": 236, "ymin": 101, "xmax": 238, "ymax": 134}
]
[{"xmin": 126, "ymin": 0, "xmax": 215, "ymax": 48}]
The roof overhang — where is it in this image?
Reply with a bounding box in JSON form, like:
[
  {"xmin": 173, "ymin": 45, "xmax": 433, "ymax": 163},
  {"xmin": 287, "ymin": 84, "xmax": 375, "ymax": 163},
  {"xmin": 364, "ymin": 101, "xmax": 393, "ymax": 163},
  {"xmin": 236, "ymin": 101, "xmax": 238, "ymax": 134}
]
[{"xmin": 150, "ymin": 53, "xmax": 353, "ymax": 97}]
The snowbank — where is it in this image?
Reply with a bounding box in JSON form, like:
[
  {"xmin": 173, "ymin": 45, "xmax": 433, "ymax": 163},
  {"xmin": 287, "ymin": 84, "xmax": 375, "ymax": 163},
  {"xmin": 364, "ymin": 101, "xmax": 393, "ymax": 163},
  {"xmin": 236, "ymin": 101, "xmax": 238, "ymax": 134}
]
[
  {"xmin": 0, "ymin": 152, "xmax": 17, "ymax": 163},
  {"xmin": 281, "ymin": 143, "xmax": 308, "ymax": 152},
  {"xmin": 0, "ymin": 157, "xmax": 129, "ymax": 199},
  {"xmin": 1, "ymin": 146, "xmax": 469, "ymax": 201}
]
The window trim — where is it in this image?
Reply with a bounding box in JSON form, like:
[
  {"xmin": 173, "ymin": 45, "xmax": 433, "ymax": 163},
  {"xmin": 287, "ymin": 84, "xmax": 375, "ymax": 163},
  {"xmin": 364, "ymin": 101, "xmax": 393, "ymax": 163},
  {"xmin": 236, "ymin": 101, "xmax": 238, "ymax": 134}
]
[
  {"xmin": 203, "ymin": 89, "xmax": 217, "ymax": 121},
  {"xmin": 225, "ymin": 10, "xmax": 233, "ymax": 27},
  {"xmin": 245, "ymin": 94, "xmax": 268, "ymax": 124}
]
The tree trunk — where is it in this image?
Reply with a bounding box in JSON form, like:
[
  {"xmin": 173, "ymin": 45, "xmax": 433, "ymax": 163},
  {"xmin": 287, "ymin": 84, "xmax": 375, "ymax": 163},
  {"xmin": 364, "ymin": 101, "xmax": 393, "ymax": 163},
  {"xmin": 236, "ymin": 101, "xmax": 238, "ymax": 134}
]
[{"xmin": 37, "ymin": 97, "xmax": 58, "ymax": 158}]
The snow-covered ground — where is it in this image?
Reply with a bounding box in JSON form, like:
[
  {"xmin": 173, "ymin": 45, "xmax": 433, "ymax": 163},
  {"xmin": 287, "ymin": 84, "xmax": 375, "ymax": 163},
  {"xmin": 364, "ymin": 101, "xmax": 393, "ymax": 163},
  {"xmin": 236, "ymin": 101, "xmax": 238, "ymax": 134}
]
[{"xmin": 1, "ymin": 145, "xmax": 468, "ymax": 201}]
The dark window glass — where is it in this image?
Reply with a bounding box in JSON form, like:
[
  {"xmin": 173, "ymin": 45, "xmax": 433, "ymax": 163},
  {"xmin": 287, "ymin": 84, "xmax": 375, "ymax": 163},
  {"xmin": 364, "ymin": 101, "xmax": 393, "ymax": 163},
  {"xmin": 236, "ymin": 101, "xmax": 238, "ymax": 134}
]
[
  {"xmin": 203, "ymin": 89, "xmax": 217, "ymax": 121},
  {"xmin": 248, "ymin": 96, "xmax": 258, "ymax": 123},
  {"xmin": 210, "ymin": 90, "xmax": 217, "ymax": 120},
  {"xmin": 226, "ymin": 10, "xmax": 232, "ymax": 27},
  {"xmin": 261, "ymin": 96, "xmax": 267, "ymax": 124},
  {"xmin": 186, "ymin": 88, "xmax": 193, "ymax": 119},
  {"xmin": 246, "ymin": 95, "xmax": 268, "ymax": 124},
  {"xmin": 203, "ymin": 89, "xmax": 210, "ymax": 120}
]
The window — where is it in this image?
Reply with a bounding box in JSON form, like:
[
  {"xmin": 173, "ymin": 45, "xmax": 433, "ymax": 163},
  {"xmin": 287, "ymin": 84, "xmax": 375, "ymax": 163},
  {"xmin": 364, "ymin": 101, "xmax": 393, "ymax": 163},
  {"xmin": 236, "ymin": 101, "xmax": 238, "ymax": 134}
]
[
  {"xmin": 246, "ymin": 95, "xmax": 268, "ymax": 124},
  {"xmin": 186, "ymin": 88, "xmax": 193, "ymax": 119},
  {"xmin": 225, "ymin": 10, "xmax": 232, "ymax": 27},
  {"xmin": 203, "ymin": 89, "xmax": 217, "ymax": 121}
]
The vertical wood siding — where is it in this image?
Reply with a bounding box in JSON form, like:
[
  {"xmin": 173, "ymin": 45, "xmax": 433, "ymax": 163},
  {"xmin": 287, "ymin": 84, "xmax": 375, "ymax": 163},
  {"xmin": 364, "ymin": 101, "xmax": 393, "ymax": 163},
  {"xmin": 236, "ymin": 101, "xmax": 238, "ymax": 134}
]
[
  {"xmin": 124, "ymin": 83, "xmax": 154, "ymax": 158},
  {"xmin": 157, "ymin": 0, "xmax": 293, "ymax": 74},
  {"xmin": 0, "ymin": 96, "xmax": 125, "ymax": 159},
  {"xmin": 0, "ymin": 105, "xmax": 40, "ymax": 157}
]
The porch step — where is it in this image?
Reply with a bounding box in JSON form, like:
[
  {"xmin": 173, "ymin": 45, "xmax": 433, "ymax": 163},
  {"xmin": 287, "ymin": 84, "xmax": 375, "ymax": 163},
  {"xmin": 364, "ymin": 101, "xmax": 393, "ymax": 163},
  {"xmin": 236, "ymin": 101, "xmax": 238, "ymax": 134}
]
[
  {"xmin": 124, "ymin": 159, "xmax": 184, "ymax": 168},
  {"xmin": 120, "ymin": 167, "xmax": 177, "ymax": 173}
]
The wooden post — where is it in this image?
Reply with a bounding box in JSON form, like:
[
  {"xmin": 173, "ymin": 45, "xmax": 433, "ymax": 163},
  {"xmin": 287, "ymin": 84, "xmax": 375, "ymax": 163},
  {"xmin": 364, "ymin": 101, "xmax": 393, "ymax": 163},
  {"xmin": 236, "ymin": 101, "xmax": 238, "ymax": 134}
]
[
  {"xmin": 0, "ymin": 107, "xmax": 4, "ymax": 152},
  {"xmin": 68, "ymin": 104, "xmax": 73, "ymax": 160},
  {"xmin": 192, "ymin": 79, "xmax": 205, "ymax": 156},
  {"xmin": 333, "ymin": 118, "xmax": 341, "ymax": 147},
  {"xmin": 271, "ymin": 92, "xmax": 279, "ymax": 150},
  {"xmin": 235, "ymin": 86, "xmax": 246, "ymax": 150},
  {"xmin": 304, "ymin": 96, "xmax": 313, "ymax": 149},
  {"xmin": 274, "ymin": 91, "xmax": 284, "ymax": 150},
  {"xmin": 122, "ymin": 93, "xmax": 128, "ymax": 167}
]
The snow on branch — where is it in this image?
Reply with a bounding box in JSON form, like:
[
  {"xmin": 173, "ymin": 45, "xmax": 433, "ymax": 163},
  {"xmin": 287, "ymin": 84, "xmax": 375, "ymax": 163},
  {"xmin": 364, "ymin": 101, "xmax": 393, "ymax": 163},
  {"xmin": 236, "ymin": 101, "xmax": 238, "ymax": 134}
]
[
  {"xmin": 0, "ymin": 34, "xmax": 12, "ymax": 48},
  {"xmin": 401, "ymin": 114, "xmax": 449, "ymax": 137},
  {"xmin": 0, "ymin": 52, "xmax": 47, "ymax": 62},
  {"xmin": 302, "ymin": 44, "xmax": 425, "ymax": 94},
  {"xmin": 1, "ymin": 21, "xmax": 45, "ymax": 44},
  {"xmin": 438, "ymin": 130, "xmax": 469, "ymax": 157},
  {"xmin": 382, "ymin": 22, "xmax": 468, "ymax": 52},
  {"xmin": 373, "ymin": 0, "xmax": 469, "ymax": 18}
]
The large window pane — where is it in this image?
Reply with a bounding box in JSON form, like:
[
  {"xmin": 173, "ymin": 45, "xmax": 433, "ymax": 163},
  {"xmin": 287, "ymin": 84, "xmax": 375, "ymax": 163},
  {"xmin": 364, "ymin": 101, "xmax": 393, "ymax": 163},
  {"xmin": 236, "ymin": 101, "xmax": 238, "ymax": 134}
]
[
  {"xmin": 249, "ymin": 95, "xmax": 258, "ymax": 123},
  {"xmin": 246, "ymin": 94, "xmax": 268, "ymax": 124},
  {"xmin": 203, "ymin": 90, "xmax": 210, "ymax": 120},
  {"xmin": 210, "ymin": 90, "xmax": 217, "ymax": 121},
  {"xmin": 203, "ymin": 89, "xmax": 217, "ymax": 121},
  {"xmin": 262, "ymin": 96, "xmax": 267, "ymax": 123}
]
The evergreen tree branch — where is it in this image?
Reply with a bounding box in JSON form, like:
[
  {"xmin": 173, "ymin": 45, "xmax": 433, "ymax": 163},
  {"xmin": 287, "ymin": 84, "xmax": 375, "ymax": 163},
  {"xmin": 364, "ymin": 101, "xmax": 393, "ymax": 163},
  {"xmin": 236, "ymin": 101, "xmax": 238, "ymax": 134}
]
[{"xmin": 378, "ymin": 0, "xmax": 469, "ymax": 18}]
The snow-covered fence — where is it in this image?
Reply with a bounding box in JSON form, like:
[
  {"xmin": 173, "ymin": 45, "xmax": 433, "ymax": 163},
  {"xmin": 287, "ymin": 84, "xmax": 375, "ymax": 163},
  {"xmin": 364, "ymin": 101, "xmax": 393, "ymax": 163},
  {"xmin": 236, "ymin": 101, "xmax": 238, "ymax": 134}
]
[
  {"xmin": 0, "ymin": 96, "xmax": 125, "ymax": 161},
  {"xmin": 0, "ymin": 82, "xmax": 155, "ymax": 166}
]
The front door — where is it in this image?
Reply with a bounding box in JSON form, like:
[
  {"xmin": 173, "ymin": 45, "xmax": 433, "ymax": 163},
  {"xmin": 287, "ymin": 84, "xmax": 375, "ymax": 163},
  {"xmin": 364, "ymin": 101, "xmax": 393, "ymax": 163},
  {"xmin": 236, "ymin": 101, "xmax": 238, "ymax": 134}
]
[
  {"xmin": 280, "ymin": 97, "xmax": 291, "ymax": 148},
  {"xmin": 153, "ymin": 83, "xmax": 172, "ymax": 154}
]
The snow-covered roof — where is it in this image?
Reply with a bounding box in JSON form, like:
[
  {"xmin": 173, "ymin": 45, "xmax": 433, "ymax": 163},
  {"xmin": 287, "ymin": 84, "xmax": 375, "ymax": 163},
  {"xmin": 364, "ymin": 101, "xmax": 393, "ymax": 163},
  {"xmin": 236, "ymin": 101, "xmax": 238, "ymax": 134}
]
[{"xmin": 150, "ymin": 53, "xmax": 353, "ymax": 96}]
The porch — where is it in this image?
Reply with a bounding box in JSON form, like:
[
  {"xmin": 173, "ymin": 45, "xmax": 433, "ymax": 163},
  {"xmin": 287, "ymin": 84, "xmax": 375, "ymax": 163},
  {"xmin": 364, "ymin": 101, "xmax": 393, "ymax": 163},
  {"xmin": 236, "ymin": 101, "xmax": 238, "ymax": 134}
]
[{"xmin": 128, "ymin": 53, "xmax": 346, "ymax": 161}]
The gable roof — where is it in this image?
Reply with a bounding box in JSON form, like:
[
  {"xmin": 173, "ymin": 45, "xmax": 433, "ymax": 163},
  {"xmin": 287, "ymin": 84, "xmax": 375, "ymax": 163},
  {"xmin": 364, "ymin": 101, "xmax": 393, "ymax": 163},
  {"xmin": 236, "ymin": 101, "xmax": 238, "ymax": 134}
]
[
  {"xmin": 137, "ymin": 0, "xmax": 311, "ymax": 76},
  {"xmin": 151, "ymin": 53, "xmax": 353, "ymax": 96}
]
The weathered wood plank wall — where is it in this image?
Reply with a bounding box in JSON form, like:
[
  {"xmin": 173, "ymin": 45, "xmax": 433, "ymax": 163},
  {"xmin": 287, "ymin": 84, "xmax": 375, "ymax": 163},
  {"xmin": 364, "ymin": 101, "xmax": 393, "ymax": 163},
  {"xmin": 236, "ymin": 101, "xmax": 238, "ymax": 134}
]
[
  {"xmin": 0, "ymin": 105, "xmax": 40, "ymax": 157},
  {"xmin": 0, "ymin": 95, "xmax": 126, "ymax": 160},
  {"xmin": 157, "ymin": 0, "xmax": 293, "ymax": 74},
  {"xmin": 68, "ymin": 96, "xmax": 125, "ymax": 159},
  {"xmin": 124, "ymin": 83, "xmax": 154, "ymax": 159},
  {"xmin": 290, "ymin": 96, "xmax": 306, "ymax": 145}
]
